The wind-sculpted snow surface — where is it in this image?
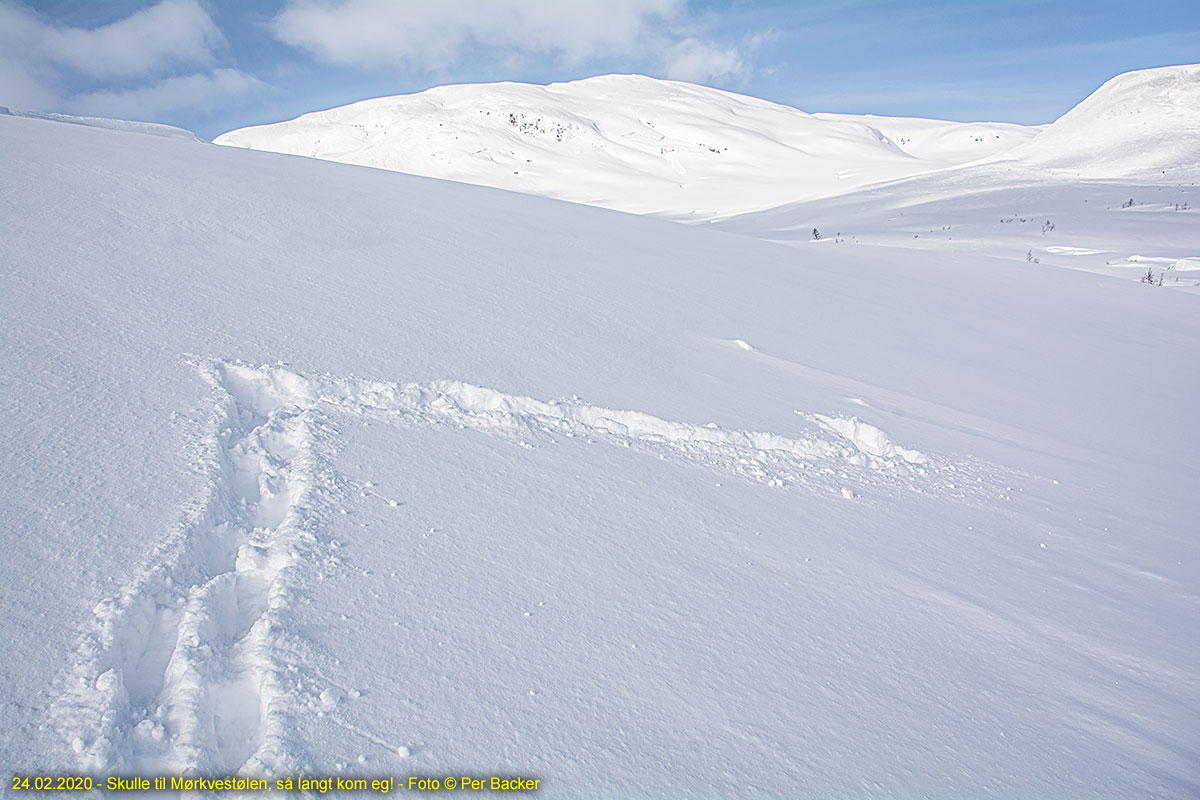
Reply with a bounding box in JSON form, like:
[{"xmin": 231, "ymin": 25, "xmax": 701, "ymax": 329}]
[{"xmin": 52, "ymin": 360, "xmax": 999, "ymax": 776}]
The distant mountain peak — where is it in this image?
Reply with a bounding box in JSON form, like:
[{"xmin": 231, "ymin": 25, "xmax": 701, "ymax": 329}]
[
  {"xmin": 993, "ymin": 63, "xmax": 1200, "ymax": 179},
  {"xmin": 215, "ymin": 75, "xmax": 1038, "ymax": 220}
]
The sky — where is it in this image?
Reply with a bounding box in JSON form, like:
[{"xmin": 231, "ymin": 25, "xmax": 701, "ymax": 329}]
[{"xmin": 2, "ymin": 0, "xmax": 1198, "ymax": 140}]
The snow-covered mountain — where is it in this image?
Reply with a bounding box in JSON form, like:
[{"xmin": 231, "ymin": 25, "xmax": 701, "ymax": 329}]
[
  {"xmin": 214, "ymin": 75, "xmax": 1040, "ymax": 219},
  {"xmin": 992, "ymin": 63, "xmax": 1200, "ymax": 180},
  {"xmin": 215, "ymin": 65, "xmax": 1200, "ymax": 222},
  {"xmin": 711, "ymin": 65, "xmax": 1200, "ymax": 287},
  {"xmin": 4, "ymin": 96, "xmax": 1199, "ymax": 798}
]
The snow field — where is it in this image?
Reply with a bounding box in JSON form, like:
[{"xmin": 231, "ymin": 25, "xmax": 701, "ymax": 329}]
[
  {"xmin": 716, "ymin": 173, "xmax": 1200, "ymax": 289},
  {"xmin": 3, "ymin": 94, "xmax": 1198, "ymax": 797},
  {"xmin": 48, "ymin": 357, "xmax": 1016, "ymax": 784}
]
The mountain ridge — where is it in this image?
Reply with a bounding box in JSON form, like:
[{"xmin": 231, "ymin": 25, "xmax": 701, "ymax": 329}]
[
  {"xmin": 213, "ymin": 74, "xmax": 1039, "ymax": 220},
  {"xmin": 214, "ymin": 65, "xmax": 1200, "ymax": 219},
  {"xmin": 988, "ymin": 63, "xmax": 1200, "ymax": 179}
]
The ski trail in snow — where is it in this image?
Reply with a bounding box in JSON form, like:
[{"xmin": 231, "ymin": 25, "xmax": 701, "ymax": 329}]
[
  {"xmin": 241, "ymin": 363, "xmax": 1001, "ymax": 499},
  {"xmin": 52, "ymin": 361, "xmax": 333, "ymax": 776},
  {"xmin": 52, "ymin": 360, "xmax": 1011, "ymax": 776}
]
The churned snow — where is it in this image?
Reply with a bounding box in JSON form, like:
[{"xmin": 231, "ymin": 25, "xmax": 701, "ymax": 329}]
[{"xmin": 2, "ymin": 64, "xmax": 1199, "ymax": 799}]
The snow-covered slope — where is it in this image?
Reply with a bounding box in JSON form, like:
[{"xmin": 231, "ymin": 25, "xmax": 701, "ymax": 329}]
[
  {"xmin": 714, "ymin": 165, "xmax": 1200, "ymax": 289},
  {"xmin": 0, "ymin": 105, "xmax": 201, "ymax": 141},
  {"xmin": 990, "ymin": 63, "xmax": 1200, "ymax": 179},
  {"xmin": 715, "ymin": 65, "xmax": 1200, "ymax": 286},
  {"xmin": 214, "ymin": 75, "xmax": 1038, "ymax": 219},
  {"xmin": 812, "ymin": 111, "xmax": 1042, "ymax": 165},
  {"xmin": 4, "ymin": 111, "xmax": 1199, "ymax": 798},
  {"xmin": 214, "ymin": 65, "xmax": 1200, "ymax": 222}
]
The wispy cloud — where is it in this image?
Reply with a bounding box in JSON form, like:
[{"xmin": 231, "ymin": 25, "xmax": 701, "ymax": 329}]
[
  {"xmin": 271, "ymin": 0, "xmax": 763, "ymax": 84},
  {"xmin": 664, "ymin": 38, "xmax": 745, "ymax": 83},
  {"xmin": 273, "ymin": 0, "xmax": 680, "ymax": 68},
  {"xmin": 0, "ymin": 0, "xmax": 265, "ymax": 120},
  {"xmin": 664, "ymin": 28, "xmax": 779, "ymax": 84},
  {"xmin": 69, "ymin": 68, "xmax": 266, "ymax": 119},
  {"xmin": 0, "ymin": 0, "xmax": 222, "ymax": 79}
]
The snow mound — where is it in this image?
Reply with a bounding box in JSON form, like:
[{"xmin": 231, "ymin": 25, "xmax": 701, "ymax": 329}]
[
  {"xmin": 810, "ymin": 413, "xmax": 928, "ymax": 465},
  {"xmin": 0, "ymin": 107, "xmax": 201, "ymax": 141},
  {"xmin": 214, "ymin": 74, "xmax": 1038, "ymax": 219},
  {"xmin": 999, "ymin": 63, "xmax": 1200, "ymax": 179}
]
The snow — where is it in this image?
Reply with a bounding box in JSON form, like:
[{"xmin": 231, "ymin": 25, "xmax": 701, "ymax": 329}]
[
  {"xmin": 713, "ymin": 65, "xmax": 1200, "ymax": 287},
  {"xmin": 213, "ymin": 74, "xmax": 1040, "ymax": 220},
  {"xmin": 3, "ymin": 65, "xmax": 1199, "ymax": 799},
  {"xmin": 0, "ymin": 105, "xmax": 201, "ymax": 141},
  {"xmin": 989, "ymin": 63, "xmax": 1200, "ymax": 180},
  {"xmin": 812, "ymin": 111, "xmax": 1047, "ymax": 165},
  {"xmin": 212, "ymin": 66, "xmax": 1200, "ymax": 287},
  {"xmin": 714, "ymin": 171, "xmax": 1200, "ymax": 288}
]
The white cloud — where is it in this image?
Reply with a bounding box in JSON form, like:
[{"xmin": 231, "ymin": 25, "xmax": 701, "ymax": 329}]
[
  {"xmin": 0, "ymin": 55, "xmax": 56, "ymax": 111},
  {"xmin": 272, "ymin": 0, "xmax": 767, "ymax": 88},
  {"xmin": 0, "ymin": 1, "xmax": 264, "ymax": 121},
  {"xmin": 664, "ymin": 37, "xmax": 746, "ymax": 84},
  {"xmin": 0, "ymin": 0, "xmax": 222, "ymax": 80},
  {"xmin": 274, "ymin": 0, "xmax": 689, "ymax": 70},
  {"xmin": 69, "ymin": 68, "xmax": 265, "ymax": 120}
]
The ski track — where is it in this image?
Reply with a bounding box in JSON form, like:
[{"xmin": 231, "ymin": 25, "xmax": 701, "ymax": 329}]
[
  {"xmin": 51, "ymin": 360, "xmax": 333, "ymax": 777},
  {"xmin": 51, "ymin": 359, "xmax": 1013, "ymax": 777}
]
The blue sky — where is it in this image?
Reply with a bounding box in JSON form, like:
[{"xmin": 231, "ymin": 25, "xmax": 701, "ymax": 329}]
[{"xmin": 2, "ymin": 0, "xmax": 1197, "ymax": 139}]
